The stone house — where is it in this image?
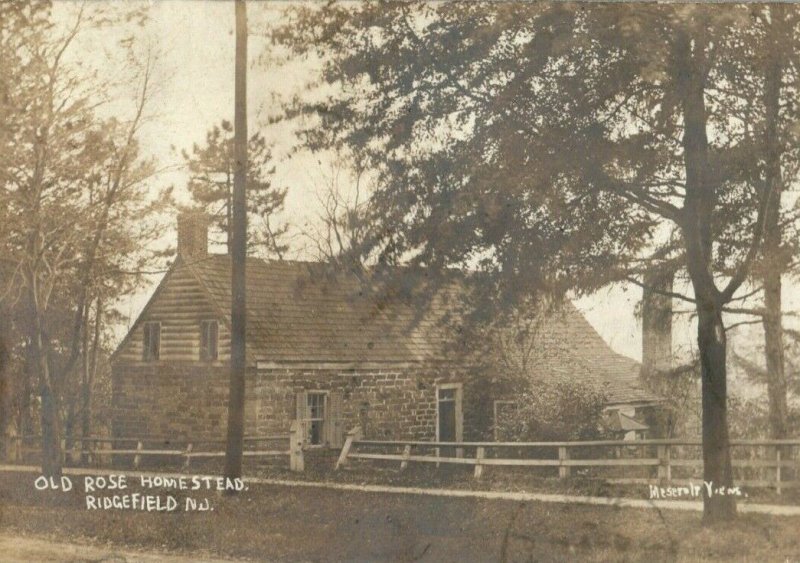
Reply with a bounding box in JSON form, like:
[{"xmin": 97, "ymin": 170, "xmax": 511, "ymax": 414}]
[{"xmin": 111, "ymin": 213, "xmax": 661, "ymax": 448}]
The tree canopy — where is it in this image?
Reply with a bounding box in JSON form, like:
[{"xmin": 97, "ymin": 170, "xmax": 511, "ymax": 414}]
[{"xmin": 274, "ymin": 2, "xmax": 800, "ymax": 522}]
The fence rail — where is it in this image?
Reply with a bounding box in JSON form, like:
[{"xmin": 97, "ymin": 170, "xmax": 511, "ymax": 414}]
[
  {"xmin": 4, "ymin": 422, "xmax": 305, "ymax": 472},
  {"xmin": 335, "ymin": 427, "xmax": 800, "ymax": 493}
]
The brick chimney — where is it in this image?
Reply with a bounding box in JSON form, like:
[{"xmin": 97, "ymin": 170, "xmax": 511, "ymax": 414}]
[
  {"xmin": 641, "ymin": 269, "xmax": 673, "ymax": 376},
  {"xmin": 176, "ymin": 210, "xmax": 208, "ymax": 261}
]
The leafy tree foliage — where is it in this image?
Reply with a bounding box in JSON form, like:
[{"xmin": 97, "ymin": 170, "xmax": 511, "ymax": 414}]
[
  {"xmin": 276, "ymin": 3, "xmax": 650, "ymax": 298},
  {"xmin": 726, "ymin": 395, "xmax": 800, "ymax": 440},
  {"xmin": 274, "ymin": 2, "xmax": 800, "ymax": 522},
  {"xmin": 0, "ymin": 1, "xmax": 168, "ymax": 474}
]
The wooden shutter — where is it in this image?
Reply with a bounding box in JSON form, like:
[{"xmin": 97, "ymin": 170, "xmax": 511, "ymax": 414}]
[
  {"xmin": 200, "ymin": 320, "xmax": 219, "ymax": 361},
  {"xmin": 142, "ymin": 323, "xmax": 150, "ymax": 361},
  {"xmin": 327, "ymin": 391, "xmax": 344, "ymax": 448},
  {"xmin": 210, "ymin": 321, "xmax": 218, "ymax": 359},
  {"xmin": 152, "ymin": 323, "xmax": 160, "ymax": 360},
  {"xmin": 143, "ymin": 322, "xmax": 160, "ymax": 361},
  {"xmin": 295, "ymin": 391, "xmax": 309, "ymax": 446},
  {"xmin": 200, "ymin": 322, "xmax": 209, "ymax": 360}
]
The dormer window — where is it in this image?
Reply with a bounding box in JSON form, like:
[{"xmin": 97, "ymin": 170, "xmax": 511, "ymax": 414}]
[
  {"xmin": 200, "ymin": 320, "xmax": 219, "ymax": 361},
  {"xmin": 142, "ymin": 322, "xmax": 161, "ymax": 362}
]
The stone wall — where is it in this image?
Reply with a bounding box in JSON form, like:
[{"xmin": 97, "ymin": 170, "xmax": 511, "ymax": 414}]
[
  {"xmin": 111, "ymin": 362, "xmax": 261, "ymax": 441},
  {"xmin": 251, "ymin": 367, "xmax": 447, "ymax": 441},
  {"xmin": 112, "ymin": 361, "xmax": 481, "ymax": 444}
]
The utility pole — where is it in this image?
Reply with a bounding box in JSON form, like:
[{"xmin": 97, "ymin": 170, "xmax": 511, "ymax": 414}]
[{"xmin": 225, "ymin": 0, "xmax": 247, "ymax": 481}]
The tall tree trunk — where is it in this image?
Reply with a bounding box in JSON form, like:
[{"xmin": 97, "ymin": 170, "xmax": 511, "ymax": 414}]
[
  {"xmin": 225, "ymin": 0, "xmax": 248, "ymax": 481},
  {"xmin": 676, "ymin": 26, "xmax": 736, "ymax": 522},
  {"xmin": 81, "ymin": 297, "xmax": 101, "ymax": 464},
  {"xmin": 763, "ymin": 232, "xmax": 787, "ymax": 440},
  {"xmin": 696, "ymin": 301, "xmax": 736, "ymax": 520},
  {"xmin": 64, "ymin": 401, "xmax": 75, "ymax": 452},
  {"xmin": 0, "ymin": 309, "xmax": 14, "ymax": 461},
  {"xmin": 31, "ymin": 323, "xmax": 61, "ymax": 476},
  {"xmin": 20, "ymin": 352, "xmax": 33, "ymax": 448},
  {"xmin": 25, "ymin": 269, "xmax": 62, "ymax": 475},
  {"xmin": 40, "ymin": 381, "xmax": 61, "ymax": 476},
  {"xmin": 761, "ymin": 4, "xmax": 788, "ymax": 439}
]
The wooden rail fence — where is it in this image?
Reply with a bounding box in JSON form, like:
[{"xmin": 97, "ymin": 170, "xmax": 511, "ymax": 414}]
[
  {"xmin": 4, "ymin": 422, "xmax": 304, "ymax": 472},
  {"xmin": 336, "ymin": 427, "xmax": 800, "ymax": 493}
]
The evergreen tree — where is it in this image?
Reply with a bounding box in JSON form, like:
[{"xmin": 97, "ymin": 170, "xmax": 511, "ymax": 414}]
[{"xmin": 183, "ymin": 120, "xmax": 288, "ymax": 258}]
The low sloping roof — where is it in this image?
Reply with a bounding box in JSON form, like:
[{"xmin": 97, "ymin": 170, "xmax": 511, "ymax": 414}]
[
  {"xmin": 519, "ymin": 302, "xmax": 659, "ymax": 405},
  {"xmin": 186, "ymin": 254, "xmax": 449, "ymax": 364},
  {"xmin": 603, "ymin": 410, "xmax": 650, "ymax": 433},
  {"xmin": 128, "ymin": 253, "xmax": 659, "ymax": 406}
]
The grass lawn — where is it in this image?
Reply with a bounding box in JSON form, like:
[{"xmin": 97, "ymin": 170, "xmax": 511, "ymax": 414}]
[
  {"xmin": 251, "ymin": 451, "xmax": 800, "ymax": 507},
  {"xmin": 1, "ymin": 471, "xmax": 800, "ymax": 561}
]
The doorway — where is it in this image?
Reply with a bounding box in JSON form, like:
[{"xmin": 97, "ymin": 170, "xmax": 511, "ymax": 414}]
[{"xmin": 436, "ymin": 384, "xmax": 463, "ymax": 443}]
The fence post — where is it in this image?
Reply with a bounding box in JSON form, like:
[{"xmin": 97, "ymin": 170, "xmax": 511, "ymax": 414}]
[
  {"xmin": 290, "ymin": 421, "xmax": 305, "ymax": 472},
  {"xmin": 182, "ymin": 443, "xmax": 193, "ymax": 471},
  {"xmin": 7, "ymin": 435, "xmax": 19, "ymax": 463},
  {"xmin": 558, "ymin": 446, "xmax": 570, "ymax": 479},
  {"xmin": 134, "ymin": 441, "xmax": 143, "ymax": 470},
  {"xmin": 776, "ymin": 445, "xmax": 782, "ymax": 496},
  {"xmin": 69, "ymin": 440, "xmax": 79, "ymax": 465},
  {"xmin": 657, "ymin": 444, "xmax": 671, "ymax": 482},
  {"xmin": 474, "ymin": 446, "xmax": 485, "ymax": 479},
  {"xmin": 400, "ymin": 444, "xmax": 412, "ymax": 470},
  {"xmin": 334, "ymin": 425, "xmax": 361, "ymax": 470}
]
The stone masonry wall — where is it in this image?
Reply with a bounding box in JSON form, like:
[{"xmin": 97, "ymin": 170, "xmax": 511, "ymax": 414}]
[
  {"xmin": 113, "ymin": 362, "xmax": 477, "ymax": 444},
  {"xmin": 111, "ymin": 363, "xmax": 261, "ymax": 441},
  {"xmin": 251, "ymin": 367, "xmax": 451, "ymax": 441}
]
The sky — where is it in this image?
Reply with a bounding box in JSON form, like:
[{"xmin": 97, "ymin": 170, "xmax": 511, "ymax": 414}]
[{"xmin": 50, "ymin": 0, "xmax": 786, "ymax": 368}]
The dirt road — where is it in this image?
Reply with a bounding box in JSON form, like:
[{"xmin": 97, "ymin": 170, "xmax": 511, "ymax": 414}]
[{"xmin": 0, "ymin": 534, "xmax": 239, "ymax": 563}]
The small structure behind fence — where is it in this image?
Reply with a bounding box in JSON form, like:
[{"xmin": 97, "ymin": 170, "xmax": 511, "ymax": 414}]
[
  {"xmin": 336, "ymin": 427, "xmax": 800, "ymax": 494},
  {"xmin": 4, "ymin": 425, "xmax": 304, "ymax": 472}
]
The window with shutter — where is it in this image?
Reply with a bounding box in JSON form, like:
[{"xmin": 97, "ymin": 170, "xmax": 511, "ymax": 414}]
[
  {"xmin": 295, "ymin": 390, "xmax": 339, "ymax": 447},
  {"xmin": 295, "ymin": 391, "xmax": 309, "ymax": 447}
]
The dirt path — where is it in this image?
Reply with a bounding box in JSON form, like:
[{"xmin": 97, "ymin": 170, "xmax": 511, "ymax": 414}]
[{"xmin": 0, "ymin": 533, "xmax": 241, "ymax": 563}]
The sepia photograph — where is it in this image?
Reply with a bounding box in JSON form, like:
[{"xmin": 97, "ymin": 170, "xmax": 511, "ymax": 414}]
[{"xmin": 1, "ymin": 1, "xmax": 800, "ymax": 560}]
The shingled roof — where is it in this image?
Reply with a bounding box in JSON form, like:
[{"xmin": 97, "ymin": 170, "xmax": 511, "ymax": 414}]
[
  {"xmin": 178, "ymin": 254, "xmax": 658, "ymax": 406},
  {"xmin": 186, "ymin": 254, "xmax": 449, "ymax": 365},
  {"xmin": 519, "ymin": 303, "xmax": 660, "ymax": 405}
]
